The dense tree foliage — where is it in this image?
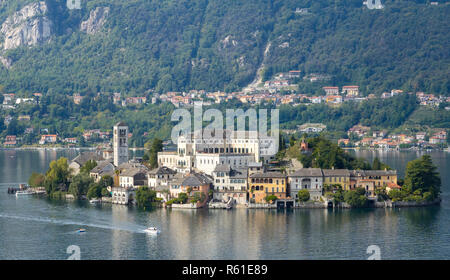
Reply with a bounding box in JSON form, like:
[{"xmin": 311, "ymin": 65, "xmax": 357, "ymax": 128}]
[
  {"xmin": 44, "ymin": 157, "xmax": 70, "ymax": 194},
  {"xmin": 344, "ymin": 188, "xmax": 368, "ymax": 207},
  {"xmin": 0, "ymin": 0, "xmax": 448, "ymax": 95},
  {"xmin": 144, "ymin": 138, "xmax": 163, "ymax": 169},
  {"xmin": 136, "ymin": 186, "xmax": 158, "ymax": 209},
  {"xmin": 404, "ymin": 155, "xmax": 441, "ymax": 199},
  {"xmin": 279, "ymin": 94, "xmax": 418, "ymax": 131},
  {"xmin": 372, "ymin": 157, "xmax": 391, "ymax": 170},
  {"xmin": 69, "ymin": 173, "xmax": 93, "ymax": 199},
  {"xmin": 387, "ymin": 155, "xmax": 441, "ymax": 203},
  {"xmin": 297, "ymin": 189, "xmax": 310, "ymax": 202},
  {"xmin": 28, "ymin": 172, "xmax": 45, "ymax": 188},
  {"xmin": 79, "ymin": 160, "xmax": 97, "ymax": 174},
  {"xmin": 293, "ymin": 136, "xmax": 372, "ymax": 170}
]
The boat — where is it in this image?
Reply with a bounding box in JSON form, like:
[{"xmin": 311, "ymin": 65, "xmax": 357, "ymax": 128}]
[
  {"xmin": 89, "ymin": 199, "xmax": 101, "ymax": 204},
  {"xmin": 77, "ymin": 228, "xmax": 86, "ymax": 233},
  {"xmin": 15, "ymin": 189, "xmax": 35, "ymax": 197},
  {"xmin": 143, "ymin": 227, "xmax": 160, "ymax": 234}
]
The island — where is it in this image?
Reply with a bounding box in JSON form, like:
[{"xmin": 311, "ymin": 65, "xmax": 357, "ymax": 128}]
[{"xmin": 23, "ymin": 123, "xmax": 441, "ymax": 210}]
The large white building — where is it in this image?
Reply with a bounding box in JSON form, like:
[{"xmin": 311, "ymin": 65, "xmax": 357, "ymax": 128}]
[
  {"xmin": 113, "ymin": 122, "xmax": 129, "ymax": 167},
  {"xmin": 158, "ymin": 130, "xmax": 277, "ymax": 175}
]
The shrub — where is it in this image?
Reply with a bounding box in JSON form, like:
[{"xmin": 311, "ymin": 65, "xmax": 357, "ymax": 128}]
[
  {"xmin": 423, "ymin": 192, "xmax": 433, "ymax": 202},
  {"xmin": 178, "ymin": 193, "xmax": 188, "ymax": 204},
  {"xmin": 297, "ymin": 189, "xmax": 310, "ymax": 202},
  {"xmin": 265, "ymin": 195, "xmax": 278, "ymax": 203},
  {"xmin": 101, "ymin": 188, "xmax": 111, "ymax": 197},
  {"xmin": 344, "ymin": 190, "xmax": 368, "ymax": 207}
]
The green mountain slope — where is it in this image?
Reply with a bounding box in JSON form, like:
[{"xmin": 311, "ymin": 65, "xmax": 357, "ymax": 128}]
[{"xmin": 0, "ymin": 0, "xmax": 448, "ymax": 96}]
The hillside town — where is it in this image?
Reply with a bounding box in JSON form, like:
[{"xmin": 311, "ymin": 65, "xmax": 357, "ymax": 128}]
[
  {"xmin": 70, "ymin": 122, "xmax": 402, "ymax": 209},
  {"xmin": 1, "ymin": 82, "xmax": 449, "ymax": 150},
  {"xmin": 339, "ymin": 126, "xmax": 448, "ymax": 149}
]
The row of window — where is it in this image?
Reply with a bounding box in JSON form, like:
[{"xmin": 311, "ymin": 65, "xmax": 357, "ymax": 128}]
[
  {"xmin": 202, "ymin": 147, "xmax": 252, "ymax": 154},
  {"xmin": 215, "ymin": 186, "xmax": 246, "ymax": 191},
  {"xmin": 200, "ymin": 159, "xmax": 248, "ymax": 166},
  {"xmin": 251, "ymin": 186, "xmax": 284, "ymax": 192},
  {"xmin": 251, "ymin": 178, "xmax": 285, "ymax": 184}
]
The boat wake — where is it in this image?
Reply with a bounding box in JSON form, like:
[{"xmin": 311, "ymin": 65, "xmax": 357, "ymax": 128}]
[{"xmin": 0, "ymin": 213, "xmax": 146, "ymax": 233}]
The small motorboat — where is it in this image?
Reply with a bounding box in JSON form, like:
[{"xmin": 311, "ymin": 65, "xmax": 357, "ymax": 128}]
[
  {"xmin": 143, "ymin": 227, "xmax": 160, "ymax": 234},
  {"xmin": 77, "ymin": 228, "xmax": 86, "ymax": 233}
]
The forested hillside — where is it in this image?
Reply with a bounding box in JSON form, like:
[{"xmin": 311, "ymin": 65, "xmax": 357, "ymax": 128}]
[{"xmin": 0, "ymin": 0, "xmax": 448, "ymax": 96}]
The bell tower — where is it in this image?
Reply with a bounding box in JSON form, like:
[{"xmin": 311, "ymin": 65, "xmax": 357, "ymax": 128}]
[{"xmin": 114, "ymin": 122, "xmax": 129, "ymax": 166}]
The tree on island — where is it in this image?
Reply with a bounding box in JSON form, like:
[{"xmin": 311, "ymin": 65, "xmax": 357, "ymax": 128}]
[
  {"xmin": 293, "ymin": 136, "xmax": 372, "ymax": 170},
  {"xmin": 69, "ymin": 173, "xmax": 93, "ymax": 199},
  {"xmin": 28, "ymin": 172, "xmax": 45, "ymax": 188},
  {"xmin": 372, "ymin": 157, "xmax": 391, "ymax": 170},
  {"xmin": 86, "ymin": 175, "xmax": 114, "ymax": 199},
  {"xmin": 297, "ymin": 189, "xmax": 310, "ymax": 202},
  {"xmin": 144, "ymin": 138, "xmax": 163, "ymax": 169},
  {"xmin": 80, "ymin": 160, "xmax": 97, "ymax": 174},
  {"xmin": 265, "ymin": 195, "xmax": 278, "ymax": 203},
  {"xmin": 136, "ymin": 187, "xmax": 157, "ymax": 209},
  {"xmin": 44, "ymin": 157, "xmax": 71, "ymax": 194},
  {"xmin": 87, "ymin": 183, "xmax": 102, "ymax": 199},
  {"xmin": 404, "ymin": 155, "xmax": 441, "ymax": 200},
  {"xmin": 344, "ymin": 187, "xmax": 368, "ymax": 208},
  {"xmin": 388, "ymin": 155, "xmax": 441, "ymax": 203},
  {"xmin": 99, "ymin": 175, "xmax": 114, "ymax": 188}
]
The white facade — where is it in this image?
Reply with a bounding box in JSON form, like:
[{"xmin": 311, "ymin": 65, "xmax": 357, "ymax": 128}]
[
  {"xmin": 195, "ymin": 153, "xmax": 254, "ymax": 175},
  {"xmin": 111, "ymin": 187, "xmax": 135, "ymax": 205},
  {"xmin": 119, "ymin": 175, "xmax": 135, "ymax": 188},
  {"xmin": 113, "ymin": 123, "xmax": 128, "ymax": 167},
  {"xmin": 147, "ymin": 167, "xmax": 176, "ymax": 188},
  {"xmin": 288, "ymin": 168, "xmax": 324, "ymax": 202},
  {"xmin": 212, "ymin": 165, "xmax": 248, "ymax": 205},
  {"xmin": 158, "ymin": 130, "xmax": 277, "ymax": 174}
]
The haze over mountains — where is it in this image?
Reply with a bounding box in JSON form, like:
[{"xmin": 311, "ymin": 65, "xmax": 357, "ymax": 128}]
[{"xmin": 0, "ymin": 0, "xmax": 448, "ymax": 96}]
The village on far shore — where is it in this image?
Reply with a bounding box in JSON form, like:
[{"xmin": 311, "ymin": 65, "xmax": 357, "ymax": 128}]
[
  {"xmin": 2, "ymin": 78, "xmax": 448, "ymax": 151},
  {"xmin": 22, "ymin": 121, "xmax": 438, "ymax": 210}
]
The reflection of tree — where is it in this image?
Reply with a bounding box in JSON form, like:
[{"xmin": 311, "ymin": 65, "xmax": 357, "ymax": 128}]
[{"xmin": 404, "ymin": 207, "xmax": 439, "ymax": 229}]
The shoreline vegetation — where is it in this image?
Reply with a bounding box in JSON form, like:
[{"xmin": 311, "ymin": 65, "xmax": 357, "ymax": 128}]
[
  {"xmin": 0, "ymin": 143, "xmax": 447, "ymax": 152},
  {"xmin": 23, "ymin": 136, "xmax": 443, "ymax": 210}
]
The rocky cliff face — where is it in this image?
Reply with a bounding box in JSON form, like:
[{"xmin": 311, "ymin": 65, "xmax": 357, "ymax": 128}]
[
  {"xmin": 80, "ymin": 7, "xmax": 110, "ymax": 35},
  {"xmin": 0, "ymin": 1, "xmax": 52, "ymax": 50},
  {"xmin": 0, "ymin": 55, "xmax": 12, "ymax": 68}
]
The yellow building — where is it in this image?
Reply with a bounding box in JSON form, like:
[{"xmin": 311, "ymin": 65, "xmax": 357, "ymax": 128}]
[
  {"xmin": 323, "ymin": 169, "xmax": 351, "ymax": 190},
  {"xmin": 249, "ymin": 172, "xmax": 287, "ymax": 204},
  {"xmin": 350, "ymin": 170, "xmax": 398, "ymax": 189}
]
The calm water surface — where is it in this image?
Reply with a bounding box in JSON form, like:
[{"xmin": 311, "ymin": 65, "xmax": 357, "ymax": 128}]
[{"xmin": 0, "ymin": 149, "xmax": 449, "ymax": 259}]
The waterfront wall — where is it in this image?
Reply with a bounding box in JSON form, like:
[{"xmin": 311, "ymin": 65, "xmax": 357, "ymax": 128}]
[
  {"xmin": 247, "ymin": 203, "xmax": 277, "ymax": 209},
  {"xmin": 296, "ymin": 201, "xmax": 328, "ymax": 208},
  {"xmin": 171, "ymin": 203, "xmax": 199, "ymax": 209}
]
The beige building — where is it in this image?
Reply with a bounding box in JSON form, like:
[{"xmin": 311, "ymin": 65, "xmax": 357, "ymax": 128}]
[{"xmin": 211, "ymin": 164, "xmax": 248, "ymax": 205}]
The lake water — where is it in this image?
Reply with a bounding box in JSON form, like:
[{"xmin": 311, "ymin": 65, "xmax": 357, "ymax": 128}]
[{"xmin": 0, "ymin": 149, "xmax": 449, "ymax": 260}]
